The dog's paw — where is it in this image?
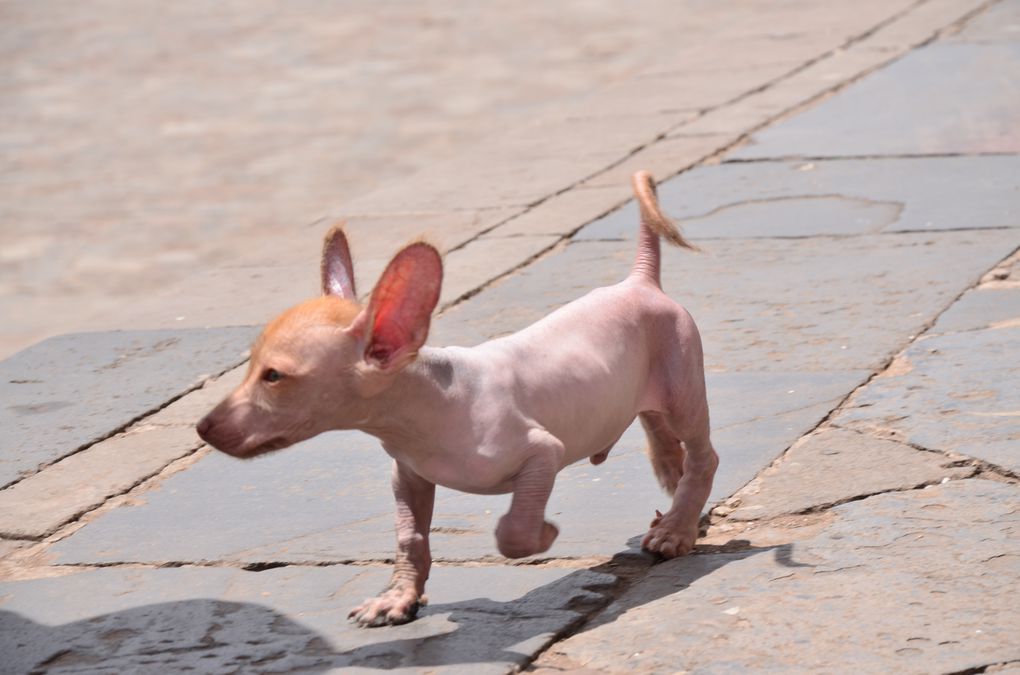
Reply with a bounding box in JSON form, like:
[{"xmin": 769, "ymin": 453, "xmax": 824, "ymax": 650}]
[
  {"xmin": 495, "ymin": 516, "xmax": 559, "ymax": 558},
  {"xmin": 349, "ymin": 587, "xmax": 426, "ymax": 627},
  {"xmin": 641, "ymin": 509, "xmax": 698, "ymax": 558}
]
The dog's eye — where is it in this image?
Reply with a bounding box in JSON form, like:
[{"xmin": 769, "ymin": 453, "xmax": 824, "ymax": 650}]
[{"xmin": 262, "ymin": 368, "xmax": 284, "ymax": 383}]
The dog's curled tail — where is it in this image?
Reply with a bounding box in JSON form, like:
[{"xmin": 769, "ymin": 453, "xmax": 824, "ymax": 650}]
[{"xmin": 629, "ymin": 170, "xmax": 699, "ymax": 286}]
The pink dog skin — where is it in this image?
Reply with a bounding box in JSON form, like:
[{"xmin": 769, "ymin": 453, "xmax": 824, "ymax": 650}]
[{"xmin": 197, "ymin": 171, "xmax": 718, "ymax": 627}]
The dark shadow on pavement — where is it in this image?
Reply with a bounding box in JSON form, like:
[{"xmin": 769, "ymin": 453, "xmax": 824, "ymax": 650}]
[{"xmin": 1, "ymin": 542, "xmax": 809, "ymax": 672}]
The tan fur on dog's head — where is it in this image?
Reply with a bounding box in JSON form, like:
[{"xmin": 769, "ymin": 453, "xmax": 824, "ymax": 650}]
[{"xmin": 197, "ymin": 224, "xmax": 442, "ymax": 458}]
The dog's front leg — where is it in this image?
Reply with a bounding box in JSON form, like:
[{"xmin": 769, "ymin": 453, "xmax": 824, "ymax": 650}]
[
  {"xmin": 349, "ymin": 460, "xmax": 435, "ymax": 627},
  {"xmin": 495, "ymin": 435, "xmax": 562, "ymax": 558}
]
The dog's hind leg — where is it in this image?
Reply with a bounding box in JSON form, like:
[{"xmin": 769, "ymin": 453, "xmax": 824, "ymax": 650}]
[
  {"xmin": 641, "ymin": 385, "xmax": 718, "ymax": 558},
  {"xmin": 640, "ymin": 411, "xmax": 685, "ymax": 493}
]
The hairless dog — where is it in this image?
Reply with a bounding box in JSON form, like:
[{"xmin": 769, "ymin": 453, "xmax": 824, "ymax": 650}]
[{"xmin": 197, "ymin": 171, "xmax": 718, "ymax": 627}]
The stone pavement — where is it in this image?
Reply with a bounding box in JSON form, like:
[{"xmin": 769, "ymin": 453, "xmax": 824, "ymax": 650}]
[{"xmin": 1, "ymin": 0, "xmax": 1019, "ymax": 673}]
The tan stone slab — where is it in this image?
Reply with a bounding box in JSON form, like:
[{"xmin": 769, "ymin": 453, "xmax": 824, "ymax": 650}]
[
  {"xmin": 439, "ymin": 235, "xmax": 561, "ymax": 309},
  {"xmin": 582, "ymin": 134, "xmax": 732, "ymax": 188},
  {"xmin": 1, "ymin": 0, "xmax": 937, "ymax": 358},
  {"xmin": 0, "ymin": 426, "xmax": 203, "ymax": 539},
  {"xmin": 0, "ymin": 539, "xmax": 30, "ymax": 561},
  {"xmin": 144, "ymin": 366, "xmax": 246, "ymax": 428},
  {"xmin": 105, "ymin": 263, "xmax": 318, "ymax": 332},
  {"xmin": 724, "ymin": 427, "xmax": 976, "ymax": 522},
  {"xmin": 863, "ymin": 0, "xmax": 991, "ymax": 50},
  {"xmin": 343, "ymin": 152, "xmax": 610, "ymax": 213},
  {"xmin": 741, "ymin": 46, "xmax": 901, "ymax": 115},
  {"xmin": 492, "ymin": 115, "xmax": 677, "ymax": 161},
  {"xmin": 239, "ymin": 208, "xmax": 520, "ymax": 269},
  {"xmin": 668, "ymin": 106, "xmax": 779, "ymax": 138},
  {"xmin": 486, "ymin": 185, "xmax": 631, "ymax": 238},
  {"xmin": 566, "ymin": 67, "xmax": 794, "ymax": 117}
]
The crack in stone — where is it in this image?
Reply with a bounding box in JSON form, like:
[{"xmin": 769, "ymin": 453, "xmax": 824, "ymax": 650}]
[
  {"xmin": 0, "ymin": 441, "xmax": 207, "ymax": 543},
  {"xmin": 832, "ymin": 424, "xmax": 1020, "ymax": 483},
  {"xmin": 1, "ymin": 358, "xmax": 242, "ymax": 494},
  {"xmin": 32, "ymin": 555, "xmax": 615, "ymax": 577}
]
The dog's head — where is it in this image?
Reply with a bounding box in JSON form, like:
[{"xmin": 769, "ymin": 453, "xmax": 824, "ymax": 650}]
[{"xmin": 196, "ymin": 225, "xmax": 442, "ymax": 458}]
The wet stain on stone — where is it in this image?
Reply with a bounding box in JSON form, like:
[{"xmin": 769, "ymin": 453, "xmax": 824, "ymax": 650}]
[{"xmin": 681, "ymin": 195, "xmax": 904, "ymax": 237}]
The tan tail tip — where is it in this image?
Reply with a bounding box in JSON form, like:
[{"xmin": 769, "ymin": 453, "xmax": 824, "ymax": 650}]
[{"xmin": 630, "ymin": 170, "xmax": 700, "ymax": 252}]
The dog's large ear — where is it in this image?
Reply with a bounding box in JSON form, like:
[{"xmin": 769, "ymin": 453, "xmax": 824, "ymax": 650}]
[
  {"xmin": 321, "ymin": 224, "xmax": 357, "ymax": 299},
  {"xmin": 351, "ymin": 242, "xmax": 442, "ymax": 372}
]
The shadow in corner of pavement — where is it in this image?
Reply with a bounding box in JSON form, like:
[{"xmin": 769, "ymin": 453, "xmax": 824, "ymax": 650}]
[
  {"xmin": 335, "ymin": 539, "xmax": 809, "ymax": 669},
  {"xmin": 0, "ymin": 542, "xmax": 809, "ymax": 671}
]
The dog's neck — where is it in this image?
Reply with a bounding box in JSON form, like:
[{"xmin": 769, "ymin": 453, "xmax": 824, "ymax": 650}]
[{"xmin": 347, "ymin": 346, "xmax": 469, "ymax": 450}]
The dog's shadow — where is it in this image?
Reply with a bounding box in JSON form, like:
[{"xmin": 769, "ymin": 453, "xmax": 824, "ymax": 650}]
[{"xmin": 2, "ymin": 542, "xmax": 808, "ymax": 672}]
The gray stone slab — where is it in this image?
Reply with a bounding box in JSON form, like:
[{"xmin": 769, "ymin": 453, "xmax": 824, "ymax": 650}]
[
  {"xmin": 0, "ymin": 563, "xmax": 614, "ymax": 674},
  {"xmin": 727, "ymin": 427, "xmax": 976, "ymax": 521},
  {"xmin": 0, "ymin": 327, "xmax": 258, "ymax": 489},
  {"xmin": 731, "ymin": 42, "xmax": 1020, "ymax": 158},
  {"xmin": 435, "ymin": 230, "xmax": 1019, "ymax": 373},
  {"xmin": 0, "ymin": 426, "xmax": 203, "ymax": 539},
  {"xmin": 578, "ymin": 156, "xmax": 1020, "ymax": 241},
  {"xmin": 48, "ymin": 369, "xmax": 858, "ymax": 565},
  {"xmin": 949, "ymin": 0, "xmax": 1020, "ymax": 44},
  {"xmin": 836, "ymin": 325, "xmax": 1020, "ymax": 474},
  {"xmin": 543, "ymin": 479, "xmax": 1020, "ymax": 674},
  {"xmin": 931, "ymin": 286, "xmax": 1020, "ymax": 334}
]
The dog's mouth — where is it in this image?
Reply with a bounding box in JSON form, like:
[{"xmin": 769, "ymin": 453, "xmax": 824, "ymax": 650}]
[
  {"xmin": 248, "ymin": 436, "xmax": 290, "ymax": 457},
  {"xmin": 220, "ymin": 436, "xmax": 290, "ymax": 459}
]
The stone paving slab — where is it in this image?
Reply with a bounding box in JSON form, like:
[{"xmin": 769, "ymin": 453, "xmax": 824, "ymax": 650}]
[
  {"xmin": 578, "ymin": 156, "xmax": 1020, "ymax": 241},
  {"xmin": 835, "ymin": 325, "xmax": 1020, "ymax": 474},
  {"xmin": 15, "ymin": 0, "xmax": 899, "ymax": 357},
  {"xmin": 725, "ymin": 427, "xmax": 976, "ymax": 522},
  {"xmin": 0, "ymin": 563, "xmax": 615, "ymax": 674},
  {"xmin": 947, "ymin": 0, "xmax": 1020, "ymax": 44},
  {"xmin": 434, "ymin": 230, "xmax": 1019, "ymax": 374},
  {"xmin": 931, "ymin": 286, "xmax": 1020, "ymax": 334},
  {"xmin": 0, "ymin": 327, "xmax": 257, "ymax": 489},
  {"xmin": 538, "ymin": 479, "xmax": 1020, "ymax": 674},
  {"xmin": 0, "ymin": 426, "xmax": 203, "ymax": 540},
  {"xmin": 732, "ymin": 42, "xmax": 1020, "ymax": 159},
  {"xmin": 485, "ymin": 185, "xmax": 630, "ymax": 238},
  {"xmin": 47, "ymin": 369, "xmax": 858, "ymax": 566}
]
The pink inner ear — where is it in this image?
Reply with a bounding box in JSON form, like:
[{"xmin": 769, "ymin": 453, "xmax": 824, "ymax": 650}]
[
  {"xmin": 367, "ymin": 244, "xmax": 442, "ymax": 368},
  {"xmin": 321, "ymin": 227, "xmax": 357, "ymax": 299}
]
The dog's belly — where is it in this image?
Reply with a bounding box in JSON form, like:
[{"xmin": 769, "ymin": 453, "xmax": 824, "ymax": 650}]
[{"xmin": 560, "ymin": 413, "xmax": 635, "ymax": 467}]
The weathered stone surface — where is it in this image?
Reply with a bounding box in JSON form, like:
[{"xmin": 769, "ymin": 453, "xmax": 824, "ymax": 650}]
[
  {"xmin": 541, "ymin": 479, "xmax": 1020, "ymax": 674},
  {"xmin": 727, "ymin": 427, "xmax": 975, "ymax": 521},
  {"xmin": 485, "ymin": 185, "xmax": 630, "ymax": 238},
  {"xmin": 0, "ymin": 539, "xmax": 29, "ymax": 560},
  {"xmin": 860, "ymin": 0, "xmax": 990, "ymax": 52},
  {"xmin": 582, "ymin": 134, "xmax": 732, "ymax": 188},
  {"xmin": 435, "ymin": 230, "xmax": 1019, "ymax": 374},
  {"xmin": 0, "ymin": 563, "xmax": 615, "ymax": 674},
  {"xmin": 0, "ymin": 327, "xmax": 258, "ymax": 489},
  {"xmin": 732, "ymin": 43, "xmax": 1020, "ymax": 158},
  {"xmin": 439, "ymin": 235, "xmax": 561, "ymax": 307},
  {"xmin": 47, "ymin": 367, "xmax": 857, "ymax": 565},
  {"xmin": 931, "ymin": 287, "xmax": 1020, "ymax": 335},
  {"xmin": 0, "ymin": 425, "xmax": 203, "ymax": 539},
  {"xmin": 579, "ymin": 156, "xmax": 1020, "ymax": 241},
  {"xmin": 948, "ymin": 0, "xmax": 1020, "ymax": 44},
  {"xmin": 142, "ymin": 365, "xmax": 246, "ymax": 428},
  {"xmin": 836, "ymin": 325, "xmax": 1020, "ymax": 474}
]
